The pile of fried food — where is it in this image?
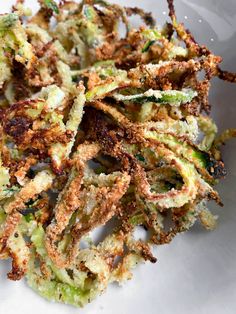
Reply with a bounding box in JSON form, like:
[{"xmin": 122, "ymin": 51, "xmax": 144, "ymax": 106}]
[{"xmin": 0, "ymin": 0, "xmax": 235, "ymax": 307}]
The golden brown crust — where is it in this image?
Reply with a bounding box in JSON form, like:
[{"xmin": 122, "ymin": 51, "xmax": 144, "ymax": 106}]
[
  {"xmin": 0, "ymin": 1, "xmax": 235, "ymax": 301},
  {"xmin": 45, "ymin": 142, "xmax": 101, "ymax": 268}
]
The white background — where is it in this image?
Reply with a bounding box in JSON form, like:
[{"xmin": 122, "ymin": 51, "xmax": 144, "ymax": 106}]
[{"xmin": 0, "ymin": 1, "xmax": 236, "ymax": 313}]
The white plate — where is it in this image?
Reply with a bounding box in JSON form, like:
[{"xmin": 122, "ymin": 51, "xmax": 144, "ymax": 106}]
[{"xmin": 0, "ymin": 1, "xmax": 236, "ymax": 314}]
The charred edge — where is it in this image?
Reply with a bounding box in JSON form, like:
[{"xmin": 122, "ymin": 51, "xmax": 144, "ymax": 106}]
[
  {"xmin": 82, "ymin": 108, "xmax": 137, "ymax": 172},
  {"xmin": 206, "ymin": 157, "xmax": 227, "ymax": 179},
  {"xmin": 82, "ymin": 107, "xmax": 120, "ymax": 151},
  {"xmin": 18, "ymin": 207, "xmax": 40, "ymax": 216},
  {"xmin": 8, "ymin": 99, "xmax": 43, "ymax": 111},
  {"xmin": 51, "ymin": 161, "xmax": 65, "ymax": 176},
  {"xmin": 3, "ymin": 116, "xmax": 33, "ymax": 139},
  {"xmin": 11, "ymin": 60, "xmax": 30, "ymax": 101},
  {"xmin": 125, "ymin": 7, "xmax": 156, "ymax": 28},
  {"xmin": 137, "ymin": 242, "xmax": 157, "ymax": 263},
  {"xmin": 217, "ymin": 68, "xmax": 236, "ymax": 83},
  {"xmin": 7, "ymin": 261, "xmax": 25, "ymax": 281},
  {"xmin": 165, "ymin": 22, "xmax": 174, "ymax": 41},
  {"xmin": 167, "ymin": 0, "xmax": 175, "ymax": 19},
  {"xmin": 0, "ymin": 238, "xmax": 8, "ymax": 255}
]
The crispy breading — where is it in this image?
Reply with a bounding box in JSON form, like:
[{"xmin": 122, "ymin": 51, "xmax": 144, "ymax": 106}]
[{"xmin": 0, "ymin": 0, "xmax": 236, "ymax": 308}]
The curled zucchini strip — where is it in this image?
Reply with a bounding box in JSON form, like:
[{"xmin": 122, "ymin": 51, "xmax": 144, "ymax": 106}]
[
  {"xmin": 28, "ymin": 225, "xmax": 135, "ymax": 307},
  {"xmin": 112, "ymin": 88, "xmax": 197, "ymax": 106},
  {"xmin": 0, "ymin": 14, "xmax": 35, "ymax": 88},
  {"xmin": 133, "ymin": 145, "xmax": 213, "ymax": 209},
  {"xmin": 0, "ymin": 0, "xmax": 235, "ymax": 307},
  {"xmin": 128, "ymin": 60, "xmax": 201, "ymax": 86},
  {"xmin": 46, "ymin": 142, "xmax": 101, "ymax": 268},
  {"xmin": 56, "ymin": 61, "xmax": 74, "ymax": 92},
  {"xmin": 49, "ymin": 83, "xmax": 86, "ymax": 172},
  {"xmin": 89, "ymin": 100, "xmax": 134, "ymax": 129},
  {"xmin": 26, "ymin": 23, "xmax": 52, "ymax": 45},
  {"xmin": 0, "ymin": 155, "xmax": 10, "ymax": 201},
  {"xmin": 69, "ymin": 171, "xmax": 130, "ymax": 263},
  {"xmin": 4, "ymin": 170, "xmax": 54, "ymax": 214},
  {"xmin": 197, "ymin": 115, "xmax": 217, "ymax": 151},
  {"xmin": 0, "ymin": 170, "xmax": 54, "ymax": 279},
  {"xmin": 144, "ymin": 131, "xmax": 216, "ymax": 181},
  {"xmin": 27, "ymin": 225, "xmax": 92, "ymax": 307},
  {"xmin": 86, "ymin": 79, "xmax": 129, "ymax": 101},
  {"xmin": 142, "ymin": 115, "xmax": 199, "ymax": 141},
  {"xmin": 88, "ymin": 100, "xmax": 219, "ymax": 182},
  {"xmin": 33, "ymin": 85, "xmax": 65, "ymax": 112},
  {"xmin": 46, "ymin": 142, "xmax": 130, "ymax": 268},
  {"xmin": 7, "ymin": 229, "xmax": 30, "ymax": 280}
]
